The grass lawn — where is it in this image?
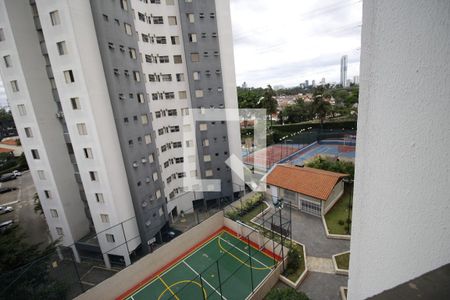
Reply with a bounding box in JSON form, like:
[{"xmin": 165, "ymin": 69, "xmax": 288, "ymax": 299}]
[
  {"xmin": 324, "ymin": 189, "xmax": 352, "ymax": 235},
  {"xmin": 241, "ymin": 201, "xmax": 268, "ymax": 224},
  {"xmin": 335, "ymin": 252, "xmax": 350, "ymax": 270},
  {"xmin": 283, "ymin": 244, "xmax": 306, "ymax": 282}
]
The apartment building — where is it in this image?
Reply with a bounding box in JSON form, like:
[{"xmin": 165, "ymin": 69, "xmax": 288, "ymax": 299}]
[{"xmin": 0, "ymin": 0, "xmax": 242, "ymax": 267}]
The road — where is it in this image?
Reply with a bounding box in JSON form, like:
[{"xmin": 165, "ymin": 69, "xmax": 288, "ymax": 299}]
[{"xmin": 0, "ymin": 171, "xmax": 50, "ymax": 246}]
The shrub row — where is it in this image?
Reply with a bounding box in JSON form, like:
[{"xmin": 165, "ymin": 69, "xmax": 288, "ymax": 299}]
[{"xmin": 225, "ymin": 192, "xmax": 264, "ymax": 221}]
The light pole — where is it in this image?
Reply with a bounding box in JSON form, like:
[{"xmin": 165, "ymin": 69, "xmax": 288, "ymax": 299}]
[{"xmin": 343, "ymin": 177, "xmax": 354, "ymax": 234}]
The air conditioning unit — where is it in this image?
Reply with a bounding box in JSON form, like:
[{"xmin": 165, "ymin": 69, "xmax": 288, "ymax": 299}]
[{"xmin": 55, "ymin": 112, "xmax": 64, "ymax": 119}]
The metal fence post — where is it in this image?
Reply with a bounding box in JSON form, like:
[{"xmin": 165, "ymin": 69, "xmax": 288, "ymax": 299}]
[
  {"xmin": 247, "ymin": 239, "xmax": 254, "ymax": 292},
  {"xmin": 199, "ymin": 274, "xmax": 206, "ymax": 300},
  {"xmin": 216, "ymin": 261, "xmax": 223, "ymax": 299}
]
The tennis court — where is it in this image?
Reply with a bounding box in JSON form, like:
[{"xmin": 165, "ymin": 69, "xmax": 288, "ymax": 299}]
[
  {"xmin": 119, "ymin": 228, "xmax": 279, "ymax": 300},
  {"xmin": 243, "ymin": 144, "xmax": 305, "ymax": 171},
  {"xmin": 287, "ymin": 139, "xmax": 356, "ymax": 166}
]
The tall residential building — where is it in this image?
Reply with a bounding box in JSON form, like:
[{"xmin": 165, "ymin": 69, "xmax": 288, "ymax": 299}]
[
  {"xmin": 340, "ymin": 55, "xmax": 348, "ymax": 87},
  {"xmin": 353, "ymin": 75, "xmax": 359, "ymax": 85},
  {"xmin": 0, "ymin": 0, "xmax": 242, "ymax": 267}
]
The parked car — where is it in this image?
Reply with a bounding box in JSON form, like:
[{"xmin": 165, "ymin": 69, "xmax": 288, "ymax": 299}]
[
  {"xmin": 0, "ymin": 187, "xmax": 17, "ymax": 194},
  {"xmin": 12, "ymin": 170, "xmax": 22, "ymax": 177},
  {"xmin": 0, "ymin": 173, "xmax": 16, "ymax": 182},
  {"xmin": 0, "ymin": 220, "xmax": 14, "ymax": 232},
  {"xmin": 0, "ymin": 206, "xmax": 14, "ymax": 215},
  {"xmin": 162, "ymin": 228, "xmax": 182, "ymax": 242}
]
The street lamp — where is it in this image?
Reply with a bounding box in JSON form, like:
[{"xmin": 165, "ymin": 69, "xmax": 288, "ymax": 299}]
[{"xmin": 343, "ymin": 177, "xmax": 354, "ymax": 234}]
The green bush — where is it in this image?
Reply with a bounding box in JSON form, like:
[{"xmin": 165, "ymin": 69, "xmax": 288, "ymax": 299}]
[
  {"xmin": 338, "ymin": 220, "xmax": 345, "ymax": 226},
  {"xmin": 265, "ymin": 288, "xmax": 310, "ymax": 300},
  {"xmin": 306, "ymin": 156, "xmax": 355, "ymax": 179},
  {"xmin": 285, "ymin": 245, "xmax": 302, "ymax": 276}
]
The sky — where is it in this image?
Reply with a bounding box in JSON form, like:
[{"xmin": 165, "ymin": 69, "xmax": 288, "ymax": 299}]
[
  {"xmin": 0, "ymin": 0, "xmax": 362, "ymax": 106},
  {"xmin": 230, "ymin": 0, "xmax": 362, "ymax": 88}
]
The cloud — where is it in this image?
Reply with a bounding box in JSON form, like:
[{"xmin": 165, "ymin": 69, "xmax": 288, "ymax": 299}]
[{"xmin": 230, "ymin": 0, "xmax": 362, "ymax": 87}]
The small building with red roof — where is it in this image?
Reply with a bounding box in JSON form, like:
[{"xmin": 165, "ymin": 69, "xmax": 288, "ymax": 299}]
[{"xmin": 265, "ymin": 164, "xmax": 348, "ymax": 216}]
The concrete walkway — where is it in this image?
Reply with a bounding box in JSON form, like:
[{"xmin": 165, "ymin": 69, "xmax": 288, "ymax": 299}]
[{"xmin": 306, "ymin": 256, "xmax": 335, "ymax": 274}]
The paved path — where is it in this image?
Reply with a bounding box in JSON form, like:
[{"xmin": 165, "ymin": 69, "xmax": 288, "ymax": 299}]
[{"xmin": 306, "ymin": 256, "xmax": 335, "ymax": 274}]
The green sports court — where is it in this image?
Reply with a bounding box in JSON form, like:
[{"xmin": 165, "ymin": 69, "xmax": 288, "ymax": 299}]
[{"xmin": 118, "ymin": 228, "xmax": 280, "ymax": 300}]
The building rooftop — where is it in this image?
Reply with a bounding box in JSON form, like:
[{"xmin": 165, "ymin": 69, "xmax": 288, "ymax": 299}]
[{"xmin": 266, "ymin": 165, "xmax": 348, "ymax": 200}]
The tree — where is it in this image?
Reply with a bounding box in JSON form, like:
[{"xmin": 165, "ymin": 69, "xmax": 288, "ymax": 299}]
[
  {"xmin": 311, "ymin": 86, "xmax": 331, "ymax": 129},
  {"xmin": 33, "ymin": 193, "xmax": 44, "ymax": 216},
  {"xmin": 261, "ymin": 85, "xmax": 278, "ymax": 127},
  {"xmin": 282, "ymin": 99, "xmax": 313, "ymax": 124},
  {"xmin": 265, "ymin": 288, "xmax": 310, "ymax": 300},
  {"xmin": 285, "ymin": 246, "xmax": 301, "ymax": 275},
  {"xmin": 306, "ymin": 156, "xmax": 355, "ymax": 179}
]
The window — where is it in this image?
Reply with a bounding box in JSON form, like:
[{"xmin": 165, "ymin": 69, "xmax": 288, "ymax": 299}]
[
  {"xmin": 70, "ymin": 97, "xmax": 81, "ymax": 110},
  {"xmin": 193, "ymin": 71, "xmax": 200, "ymax": 80},
  {"xmin": 124, "ymin": 23, "xmax": 132, "ymax": 35},
  {"xmin": 191, "ymin": 53, "xmax": 199, "ymax": 62},
  {"xmin": 89, "ymin": 171, "xmax": 98, "ymax": 181},
  {"xmin": 56, "ymin": 227, "xmax": 63, "ymax": 236},
  {"xmin": 170, "ymin": 125, "xmax": 179, "ymax": 131},
  {"xmin": 202, "ymin": 139, "xmax": 209, "ymax": 146},
  {"xmin": 133, "ymin": 71, "xmax": 141, "ymax": 82},
  {"xmin": 43, "ymin": 190, "xmax": 51, "ymax": 199},
  {"xmin": 173, "ymin": 141, "xmax": 182, "ymax": 148},
  {"xmin": 210, "ymin": 13, "xmax": 216, "ymax": 19},
  {"xmin": 141, "ymin": 114, "xmax": 148, "ymax": 125},
  {"xmin": 204, "ymin": 155, "xmax": 211, "ymax": 162},
  {"xmin": 203, "ymin": 51, "xmax": 209, "ymax": 57},
  {"xmin": 166, "ymin": 0, "xmax": 174, "ymax": 5},
  {"xmin": 156, "ymin": 36, "xmax": 167, "ymax": 44},
  {"xmin": 195, "ymin": 89, "xmax": 204, "ymax": 98},
  {"xmin": 156, "ymin": 189, "xmax": 161, "ymax": 199},
  {"xmin": 153, "ymin": 172, "xmax": 159, "ymax": 181},
  {"xmin": 50, "ymin": 209, "xmax": 58, "ymax": 218},
  {"xmin": 149, "ymin": 153, "xmax": 155, "ymax": 163},
  {"xmin": 199, "ymin": 13, "xmax": 205, "ymax": 19},
  {"xmin": 0, "ymin": 28, "xmax": 4, "ymax": 41},
  {"xmin": 77, "ymin": 123, "xmax": 87, "ymax": 135},
  {"xmin": 137, "ymin": 93, "xmax": 145, "ymax": 103},
  {"xmin": 138, "ymin": 12, "xmax": 146, "ymax": 22},
  {"xmin": 161, "ymin": 74, "xmax": 172, "ymax": 82},
  {"xmin": 153, "ymin": 16, "xmax": 164, "ymax": 24},
  {"xmin": 50, "ymin": 11, "xmax": 60, "ymax": 26},
  {"xmin": 31, "ymin": 149, "xmax": 40, "ymax": 159},
  {"xmin": 10, "ymin": 80, "xmax": 19, "ymax": 92},
  {"xmin": 129, "ymin": 48, "xmax": 137, "ymax": 59},
  {"xmin": 176, "ymin": 73, "xmax": 184, "ymax": 82},
  {"xmin": 57, "ymin": 41, "xmax": 67, "ymax": 55},
  {"xmin": 64, "ymin": 70, "xmax": 74, "ymax": 83},
  {"xmin": 188, "ymin": 33, "xmax": 197, "ymax": 43},
  {"xmin": 94, "ymin": 193, "xmax": 104, "ymax": 203},
  {"xmin": 165, "ymin": 92, "xmax": 175, "ymax": 99},
  {"xmin": 174, "ymin": 55, "xmax": 182, "ymax": 64},
  {"xmin": 171, "ymin": 36, "xmax": 180, "ymax": 45},
  {"xmin": 83, "ymin": 148, "xmax": 93, "ymax": 159},
  {"xmin": 3, "ymin": 55, "xmax": 12, "ymax": 68},
  {"xmin": 103, "ymin": 14, "xmax": 109, "ymax": 22},
  {"xmin": 179, "ymin": 91, "xmax": 187, "ymax": 99},
  {"xmin": 186, "ymin": 140, "xmax": 194, "ymax": 147},
  {"xmin": 24, "ymin": 127, "xmax": 33, "ymax": 138},
  {"xmin": 120, "ymin": 0, "xmax": 129, "ymax": 11},
  {"xmin": 181, "ymin": 108, "xmax": 189, "ymax": 116},
  {"xmin": 145, "ymin": 134, "xmax": 152, "ymax": 144},
  {"xmin": 212, "ymin": 32, "xmax": 217, "ymax": 38},
  {"xmin": 106, "ymin": 234, "xmax": 115, "ymax": 243},
  {"xmin": 159, "ymin": 56, "xmax": 169, "ymax": 63},
  {"xmin": 168, "ymin": 16, "xmax": 177, "ymax": 25},
  {"xmin": 37, "ymin": 170, "xmax": 46, "ymax": 180},
  {"xmin": 100, "ymin": 214, "xmax": 110, "ymax": 223},
  {"xmin": 187, "ymin": 13, "xmax": 195, "ymax": 23},
  {"xmin": 205, "ymin": 170, "xmax": 213, "ymax": 177},
  {"xmin": 199, "ymin": 123, "xmax": 207, "ymax": 131},
  {"xmin": 149, "ymin": 74, "xmax": 159, "ymax": 82}
]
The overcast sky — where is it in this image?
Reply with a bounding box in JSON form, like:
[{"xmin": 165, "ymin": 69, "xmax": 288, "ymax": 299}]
[
  {"xmin": 230, "ymin": 0, "xmax": 362, "ymax": 88},
  {"xmin": 0, "ymin": 0, "xmax": 362, "ymax": 106}
]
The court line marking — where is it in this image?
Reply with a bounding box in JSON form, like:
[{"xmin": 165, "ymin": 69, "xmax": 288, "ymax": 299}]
[
  {"xmin": 158, "ymin": 280, "xmax": 207, "ymax": 300},
  {"xmin": 130, "ymin": 234, "xmax": 219, "ymax": 297},
  {"xmin": 218, "ymin": 235, "xmax": 273, "ymax": 270},
  {"xmin": 183, "ymin": 261, "xmax": 228, "ymax": 300},
  {"xmin": 158, "ymin": 275, "xmax": 180, "ymax": 300}
]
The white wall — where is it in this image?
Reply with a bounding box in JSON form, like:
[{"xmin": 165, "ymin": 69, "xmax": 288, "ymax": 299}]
[{"xmin": 348, "ymin": 1, "xmax": 450, "ymax": 299}]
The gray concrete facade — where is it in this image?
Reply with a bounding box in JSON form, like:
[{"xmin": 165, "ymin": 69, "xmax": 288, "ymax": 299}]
[
  {"xmin": 178, "ymin": 0, "xmax": 234, "ymax": 204},
  {"xmin": 89, "ymin": 0, "xmax": 167, "ymax": 251}
]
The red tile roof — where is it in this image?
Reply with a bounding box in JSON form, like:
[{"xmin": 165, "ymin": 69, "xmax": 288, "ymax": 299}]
[
  {"xmin": 1, "ymin": 139, "xmax": 18, "ymax": 146},
  {"xmin": 266, "ymin": 165, "xmax": 348, "ymax": 201},
  {"xmin": 0, "ymin": 148, "xmax": 13, "ymax": 153}
]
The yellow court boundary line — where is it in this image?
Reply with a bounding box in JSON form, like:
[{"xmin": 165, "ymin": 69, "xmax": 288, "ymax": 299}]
[
  {"xmin": 217, "ymin": 232, "xmax": 277, "ymax": 270},
  {"xmin": 158, "ymin": 280, "xmax": 207, "ymax": 300},
  {"xmin": 158, "ymin": 276, "xmax": 180, "ymax": 300},
  {"xmin": 129, "ymin": 231, "xmax": 221, "ymax": 298}
]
